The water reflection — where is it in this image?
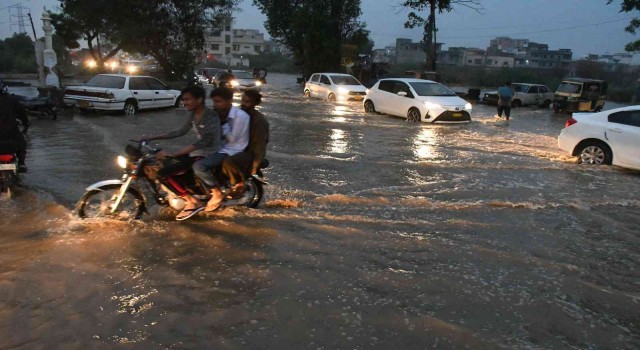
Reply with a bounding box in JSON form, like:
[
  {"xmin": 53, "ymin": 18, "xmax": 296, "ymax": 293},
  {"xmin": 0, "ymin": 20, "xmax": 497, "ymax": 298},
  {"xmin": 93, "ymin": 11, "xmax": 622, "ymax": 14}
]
[
  {"xmin": 327, "ymin": 128, "xmax": 348, "ymax": 154},
  {"xmin": 412, "ymin": 128, "xmax": 443, "ymax": 162},
  {"xmin": 332, "ymin": 105, "xmax": 350, "ymax": 116}
]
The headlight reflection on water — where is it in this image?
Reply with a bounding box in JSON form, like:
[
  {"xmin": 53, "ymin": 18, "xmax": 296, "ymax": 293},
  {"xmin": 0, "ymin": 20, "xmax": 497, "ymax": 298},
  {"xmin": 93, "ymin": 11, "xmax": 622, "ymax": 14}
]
[{"xmin": 412, "ymin": 128, "xmax": 444, "ymax": 162}]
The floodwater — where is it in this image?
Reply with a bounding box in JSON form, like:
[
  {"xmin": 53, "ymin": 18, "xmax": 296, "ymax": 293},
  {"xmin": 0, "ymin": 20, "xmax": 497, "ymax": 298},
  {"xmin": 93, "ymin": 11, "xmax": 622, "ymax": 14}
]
[{"xmin": 1, "ymin": 74, "xmax": 639, "ymax": 349}]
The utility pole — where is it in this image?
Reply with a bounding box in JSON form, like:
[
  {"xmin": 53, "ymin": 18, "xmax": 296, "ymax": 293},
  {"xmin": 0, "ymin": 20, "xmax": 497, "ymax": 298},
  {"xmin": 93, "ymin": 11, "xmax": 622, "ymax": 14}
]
[{"xmin": 28, "ymin": 12, "xmax": 46, "ymax": 88}]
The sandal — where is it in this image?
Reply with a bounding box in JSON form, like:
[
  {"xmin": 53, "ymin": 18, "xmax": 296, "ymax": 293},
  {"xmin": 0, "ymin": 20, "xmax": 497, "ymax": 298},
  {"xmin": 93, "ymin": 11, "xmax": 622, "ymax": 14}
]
[
  {"xmin": 205, "ymin": 193, "xmax": 224, "ymax": 212},
  {"xmin": 176, "ymin": 204, "xmax": 205, "ymax": 221}
]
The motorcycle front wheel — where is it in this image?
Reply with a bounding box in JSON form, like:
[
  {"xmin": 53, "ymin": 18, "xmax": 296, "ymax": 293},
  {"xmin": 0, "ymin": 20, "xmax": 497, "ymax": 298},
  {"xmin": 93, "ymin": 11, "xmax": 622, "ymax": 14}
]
[
  {"xmin": 76, "ymin": 184, "xmax": 145, "ymax": 220},
  {"xmin": 245, "ymin": 177, "xmax": 264, "ymax": 208}
]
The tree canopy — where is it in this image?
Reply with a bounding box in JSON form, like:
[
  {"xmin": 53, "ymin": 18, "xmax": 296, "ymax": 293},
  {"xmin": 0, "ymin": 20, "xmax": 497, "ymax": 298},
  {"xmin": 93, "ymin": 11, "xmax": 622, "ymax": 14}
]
[
  {"xmin": 253, "ymin": 0, "xmax": 372, "ymax": 76},
  {"xmin": 51, "ymin": 0, "xmax": 237, "ymax": 79},
  {"xmin": 608, "ymin": 0, "xmax": 640, "ymax": 51},
  {"xmin": 0, "ymin": 33, "xmax": 36, "ymax": 73}
]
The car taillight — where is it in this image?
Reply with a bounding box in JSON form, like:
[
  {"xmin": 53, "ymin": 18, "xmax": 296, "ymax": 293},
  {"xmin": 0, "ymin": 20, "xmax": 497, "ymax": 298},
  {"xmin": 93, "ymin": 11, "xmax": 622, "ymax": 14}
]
[{"xmin": 565, "ymin": 117, "xmax": 577, "ymax": 128}]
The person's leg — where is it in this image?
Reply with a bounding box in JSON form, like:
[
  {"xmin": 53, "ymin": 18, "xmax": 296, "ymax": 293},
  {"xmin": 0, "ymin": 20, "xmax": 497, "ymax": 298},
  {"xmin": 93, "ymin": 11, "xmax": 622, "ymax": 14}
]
[
  {"xmin": 156, "ymin": 156, "xmax": 204, "ymax": 221},
  {"xmin": 505, "ymin": 106, "xmax": 511, "ymax": 120},
  {"xmin": 221, "ymin": 153, "xmax": 252, "ymax": 197},
  {"xmin": 192, "ymin": 152, "xmax": 228, "ymax": 189},
  {"xmin": 497, "ymin": 105, "xmax": 504, "ymax": 118},
  {"xmin": 15, "ymin": 132, "xmax": 27, "ymax": 172}
]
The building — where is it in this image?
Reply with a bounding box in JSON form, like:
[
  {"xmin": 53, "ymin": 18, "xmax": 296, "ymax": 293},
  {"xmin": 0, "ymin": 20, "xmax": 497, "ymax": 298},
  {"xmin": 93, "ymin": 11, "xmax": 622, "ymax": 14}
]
[
  {"xmin": 264, "ymin": 40, "xmax": 293, "ymax": 57},
  {"xmin": 204, "ymin": 17, "xmax": 266, "ymax": 66},
  {"xmin": 488, "ymin": 37, "xmax": 572, "ymax": 69},
  {"xmin": 395, "ymin": 38, "xmax": 443, "ymax": 64}
]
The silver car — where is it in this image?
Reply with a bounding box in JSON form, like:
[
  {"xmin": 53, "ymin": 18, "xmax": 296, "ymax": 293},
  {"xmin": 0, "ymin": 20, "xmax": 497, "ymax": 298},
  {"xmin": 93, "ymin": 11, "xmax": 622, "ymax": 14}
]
[{"xmin": 483, "ymin": 83, "xmax": 554, "ymax": 108}]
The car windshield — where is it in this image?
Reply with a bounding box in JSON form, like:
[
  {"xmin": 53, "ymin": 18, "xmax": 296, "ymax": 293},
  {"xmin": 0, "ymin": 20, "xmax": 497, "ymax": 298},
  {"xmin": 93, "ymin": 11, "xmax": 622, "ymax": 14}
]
[
  {"xmin": 408, "ymin": 82, "xmax": 456, "ymax": 96},
  {"xmin": 85, "ymin": 75, "xmax": 126, "ymax": 89},
  {"xmin": 511, "ymin": 84, "xmax": 528, "ymax": 93},
  {"xmin": 330, "ymin": 75, "xmax": 360, "ymax": 85},
  {"xmin": 234, "ymin": 72, "xmax": 254, "ymax": 79},
  {"xmin": 557, "ymin": 82, "xmax": 582, "ymax": 94}
]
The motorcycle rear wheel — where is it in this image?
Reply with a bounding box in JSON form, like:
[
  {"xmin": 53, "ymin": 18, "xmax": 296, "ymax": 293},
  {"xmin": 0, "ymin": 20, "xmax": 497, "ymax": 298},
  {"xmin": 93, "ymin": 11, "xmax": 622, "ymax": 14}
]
[
  {"xmin": 246, "ymin": 177, "xmax": 264, "ymax": 208},
  {"xmin": 76, "ymin": 184, "xmax": 145, "ymax": 220}
]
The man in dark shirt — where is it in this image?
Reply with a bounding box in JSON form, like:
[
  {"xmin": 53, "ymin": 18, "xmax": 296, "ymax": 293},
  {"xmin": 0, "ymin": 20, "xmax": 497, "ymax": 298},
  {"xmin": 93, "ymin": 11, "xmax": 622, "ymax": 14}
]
[
  {"xmin": 0, "ymin": 88, "xmax": 29, "ymax": 173},
  {"xmin": 221, "ymin": 89, "xmax": 269, "ymax": 195}
]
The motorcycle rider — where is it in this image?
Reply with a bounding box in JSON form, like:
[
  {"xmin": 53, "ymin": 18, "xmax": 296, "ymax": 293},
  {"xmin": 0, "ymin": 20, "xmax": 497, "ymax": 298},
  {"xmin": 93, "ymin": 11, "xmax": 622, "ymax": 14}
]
[
  {"xmin": 0, "ymin": 84, "xmax": 29, "ymax": 173},
  {"xmin": 193, "ymin": 87, "xmax": 250, "ymax": 212},
  {"xmin": 137, "ymin": 85, "xmax": 221, "ymax": 221},
  {"xmin": 221, "ymin": 89, "xmax": 269, "ymax": 195}
]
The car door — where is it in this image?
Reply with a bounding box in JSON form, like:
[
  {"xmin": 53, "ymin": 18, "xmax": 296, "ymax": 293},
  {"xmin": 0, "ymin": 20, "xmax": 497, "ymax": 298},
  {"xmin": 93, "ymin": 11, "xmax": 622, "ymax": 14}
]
[
  {"xmin": 128, "ymin": 77, "xmax": 154, "ymax": 109},
  {"xmin": 539, "ymin": 86, "xmax": 553, "ymax": 104},
  {"xmin": 307, "ymin": 74, "xmax": 320, "ymax": 98},
  {"xmin": 319, "ymin": 75, "xmax": 332, "ymax": 99},
  {"xmin": 390, "ymin": 82, "xmax": 416, "ymax": 117},
  {"xmin": 375, "ymin": 80, "xmax": 397, "ymax": 114},
  {"xmin": 145, "ymin": 77, "xmax": 174, "ymax": 107},
  {"xmin": 525, "ymin": 86, "xmax": 538, "ymax": 106},
  {"xmin": 606, "ymin": 110, "xmax": 640, "ymax": 167}
]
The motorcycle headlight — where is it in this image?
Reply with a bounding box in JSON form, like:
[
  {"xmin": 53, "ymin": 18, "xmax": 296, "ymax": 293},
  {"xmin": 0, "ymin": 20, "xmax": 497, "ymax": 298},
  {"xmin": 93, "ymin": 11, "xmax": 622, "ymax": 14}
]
[
  {"xmin": 117, "ymin": 155, "xmax": 128, "ymax": 169},
  {"xmin": 255, "ymin": 81, "xmax": 262, "ymax": 87},
  {"xmin": 464, "ymin": 103, "xmax": 472, "ymax": 110},
  {"xmin": 424, "ymin": 101, "xmax": 441, "ymax": 109},
  {"xmin": 231, "ymin": 80, "xmax": 239, "ymax": 87}
]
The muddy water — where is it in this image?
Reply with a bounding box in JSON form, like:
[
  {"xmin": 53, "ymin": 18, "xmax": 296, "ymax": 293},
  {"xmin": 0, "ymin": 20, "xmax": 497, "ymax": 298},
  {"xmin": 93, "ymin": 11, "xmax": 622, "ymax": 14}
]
[{"xmin": 1, "ymin": 74, "xmax": 639, "ymax": 349}]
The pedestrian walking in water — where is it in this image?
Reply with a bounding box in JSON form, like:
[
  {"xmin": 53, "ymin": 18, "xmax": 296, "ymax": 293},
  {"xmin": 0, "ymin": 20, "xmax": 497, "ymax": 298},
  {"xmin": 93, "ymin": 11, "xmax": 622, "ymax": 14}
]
[{"xmin": 497, "ymin": 81, "xmax": 514, "ymax": 121}]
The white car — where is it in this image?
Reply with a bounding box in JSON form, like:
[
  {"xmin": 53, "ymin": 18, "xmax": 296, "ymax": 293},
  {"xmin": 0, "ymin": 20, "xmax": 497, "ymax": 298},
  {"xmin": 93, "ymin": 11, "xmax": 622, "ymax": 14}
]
[
  {"xmin": 558, "ymin": 106, "xmax": 640, "ymax": 170},
  {"xmin": 304, "ymin": 73, "xmax": 367, "ymax": 101},
  {"xmin": 483, "ymin": 83, "xmax": 554, "ymax": 108},
  {"xmin": 364, "ymin": 78, "xmax": 472, "ymax": 123},
  {"xmin": 229, "ymin": 70, "xmax": 262, "ymax": 92},
  {"xmin": 64, "ymin": 74, "xmax": 181, "ymax": 116}
]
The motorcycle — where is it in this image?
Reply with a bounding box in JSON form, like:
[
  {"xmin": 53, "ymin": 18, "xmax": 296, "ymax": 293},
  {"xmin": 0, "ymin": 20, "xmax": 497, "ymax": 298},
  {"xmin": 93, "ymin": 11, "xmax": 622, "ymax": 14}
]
[
  {"xmin": 0, "ymin": 142, "xmax": 20, "ymax": 199},
  {"xmin": 75, "ymin": 140, "xmax": 268, "ymax": 220}
]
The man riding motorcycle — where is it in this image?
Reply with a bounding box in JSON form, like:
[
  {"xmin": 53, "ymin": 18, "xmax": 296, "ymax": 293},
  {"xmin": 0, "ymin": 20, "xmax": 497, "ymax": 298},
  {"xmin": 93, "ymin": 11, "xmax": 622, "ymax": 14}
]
[
  {"xmin": 0, "ymin": 84, "xmax": 29, "ymax": 173},
  {"xmin": 136, "ymin": 85, "xmax": 221, "ymax": 221}
]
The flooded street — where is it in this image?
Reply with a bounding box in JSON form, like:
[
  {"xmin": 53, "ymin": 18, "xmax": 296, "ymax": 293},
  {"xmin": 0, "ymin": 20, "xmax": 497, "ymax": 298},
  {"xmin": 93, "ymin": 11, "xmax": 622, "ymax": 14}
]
[{"xmin": 1, "ymin": 74, "xmax": 639, "ymax": 349}]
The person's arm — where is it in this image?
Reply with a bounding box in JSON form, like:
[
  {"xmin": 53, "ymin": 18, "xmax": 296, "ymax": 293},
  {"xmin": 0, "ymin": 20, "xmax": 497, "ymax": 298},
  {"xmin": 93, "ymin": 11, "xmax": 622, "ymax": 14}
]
[
  {"xmin": 225, "ymin": 112, "xmax": 250, "ymax": 144},
  {"xmin": 142, "ymin": 115, "xmax": 191, "ymax": 141}
]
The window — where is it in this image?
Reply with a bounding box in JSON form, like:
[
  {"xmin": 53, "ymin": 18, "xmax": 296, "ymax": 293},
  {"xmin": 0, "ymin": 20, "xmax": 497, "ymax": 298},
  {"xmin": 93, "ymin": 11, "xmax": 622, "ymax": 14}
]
[
  {"xmin": 145, "ymin": 78, "xmax": 167, "ymax": 90},
  {"xmin": 225, "ymin": 35, "xmax": 231, "ymax": 44},
  {"xmin": 210, "ymin": 44, "xmax": 220, "ymax": 50},
  {"xmin": 528, "ymin": 86, "xmax": 539, "ymax": 94},
  {"xmin": 378, "ymin": 80, "xmax": 395, "ymax": 92},
  {"xmin": 608, "ymin": 111, "xmax": 640, "ymax": 127},
  {"xmin": 409, "ymin": 82, "xmax": 455, "ymax": 97},
  {"xmin": 254, "ymin": 45, "xmax": 261, "ymax": 53},
  {"xmin": 329, "ymin": 75, "xmax": 360, "ymax": 85},
  {"xmin": 86, "ymin": 75, "xmax": 126, "ymax": 89},
  {"xmin": 225, "ymin": 47, "xmax": 231, "ymax": 55},
  {"xmin": 225, "ymin": 23, "xmax": 231, "ymax": 31},
  {"xmin": 539, "ymin": 86, "xmax": 549, "ymax": 93},
  {"xmin": 211, "ymin": 30, "xmax": 221, "ymax": 37},
  {"xmin": 311, "ymin": 74, "xmax": 320, "ymax": 82},
  {"xmin": 392, "ymin": 82, "xmax": 413, "ymax": 98},
  {"xmin": 128, "ymin": 77, "xmax": 149, "ymax": 90},
  {"xmin": 320, "ymin": 75, "xmax": 331, "ymax": 85},
  {"xmin": 233, "ymin": 45, "xmax": 239, "ymax": 51}
]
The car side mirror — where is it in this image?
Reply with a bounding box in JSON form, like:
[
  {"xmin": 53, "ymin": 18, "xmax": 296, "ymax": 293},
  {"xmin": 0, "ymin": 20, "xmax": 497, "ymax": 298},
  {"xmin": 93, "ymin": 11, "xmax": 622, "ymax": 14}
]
[{"xmin": 397, "ymin": 91, "xmax": 408, "ymax": 97}]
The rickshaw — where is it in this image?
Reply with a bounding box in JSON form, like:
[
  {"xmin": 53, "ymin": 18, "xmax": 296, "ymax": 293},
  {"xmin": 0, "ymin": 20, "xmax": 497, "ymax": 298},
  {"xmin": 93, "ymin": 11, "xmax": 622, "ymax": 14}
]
[{"xmin": 553, "ymin": 78, "xmax": 607, "ymax": 113}]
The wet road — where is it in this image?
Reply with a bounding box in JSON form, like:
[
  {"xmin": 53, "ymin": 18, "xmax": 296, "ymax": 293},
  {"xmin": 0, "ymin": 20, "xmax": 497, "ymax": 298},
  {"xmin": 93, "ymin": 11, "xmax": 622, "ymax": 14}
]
[{"xmin": 1, "ymin": 74, "xmax": 639, "ymax": 349}]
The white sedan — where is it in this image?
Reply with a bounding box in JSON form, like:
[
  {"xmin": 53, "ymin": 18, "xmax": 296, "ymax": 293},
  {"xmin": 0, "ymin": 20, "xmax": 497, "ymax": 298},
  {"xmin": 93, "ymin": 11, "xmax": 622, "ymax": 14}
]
[
  {"xmin": 558, "ymin": 106, "xmax": 640, "ymax": 170},
  {"xmin": 363, "ymin": 78, "xmax": 472, "ymax": 123}
]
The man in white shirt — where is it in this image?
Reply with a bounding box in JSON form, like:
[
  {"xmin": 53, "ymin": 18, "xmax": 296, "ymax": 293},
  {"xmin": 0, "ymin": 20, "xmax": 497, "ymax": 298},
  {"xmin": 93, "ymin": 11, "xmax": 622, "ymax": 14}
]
[{"xmin": 193, "ymin": 87, "xmax": 250, "ymax": 211}]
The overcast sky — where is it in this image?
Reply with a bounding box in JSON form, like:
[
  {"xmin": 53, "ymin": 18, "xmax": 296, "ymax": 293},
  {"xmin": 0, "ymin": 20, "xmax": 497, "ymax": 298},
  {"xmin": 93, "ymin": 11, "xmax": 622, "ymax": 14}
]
[{"xmin": 2, "ymin": 0, "xmax": 637, "ymax": 58}]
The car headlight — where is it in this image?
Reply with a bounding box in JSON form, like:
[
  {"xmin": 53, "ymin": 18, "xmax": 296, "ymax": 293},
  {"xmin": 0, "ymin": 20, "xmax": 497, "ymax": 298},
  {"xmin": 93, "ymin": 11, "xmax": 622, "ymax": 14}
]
[
  {"xmin": 117, "ymin": 155, "xmax": 128, "ymax": 169},
  {"xmin": 255, "ymin": 81, "xmax": 262, "ymax": 87},
  {"xmin": 231, "ymin": 80, "xmax": 239, "ymax": 87},
  {"xmin": 366, "ymin": 89, "xmax": 370, "ymax": 94},
  {"xmin": 464, "ymin": 103, "xmax": 472, "ymax": 110},
  {"xmin": 337, "ymin": 87, "xmax": 349, "ymax": 95},
  {"xmin": 424, "ymin": 101, "xmax": 441, "ymax": 109}
]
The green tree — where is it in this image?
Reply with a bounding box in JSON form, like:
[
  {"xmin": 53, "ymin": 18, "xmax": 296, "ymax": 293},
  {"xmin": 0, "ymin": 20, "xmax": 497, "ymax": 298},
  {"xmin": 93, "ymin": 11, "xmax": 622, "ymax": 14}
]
[
  {"xmin": 51, "ymin": 0, "xmax": 236, "ymax": 79},
  {"xmin": 0, "ymin": 33, "xmax": 36, "ymax": 73},
  {"xmin": 608, "ymin": 0, "xmax": 640, "ymax": 51},
  {"xmin": 253, "ymin": 0, "xmax": 369, "ymax": 77},
  {"xmin": 402, "ymin": 0, "xmax": 481, "ymax": 71}
]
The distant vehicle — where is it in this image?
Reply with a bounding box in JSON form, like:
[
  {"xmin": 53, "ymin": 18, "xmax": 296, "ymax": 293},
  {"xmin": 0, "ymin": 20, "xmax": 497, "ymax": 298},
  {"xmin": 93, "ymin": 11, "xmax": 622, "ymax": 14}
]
[
  {"xmin": 63, "ymin": 74, "xmax": 181, "ymax": 116},
  {"xmin": 304, "ymin": 73, "xmax": 367, "ymax": 101},
  {"xmin": 558, "ymin": 106, "xmax": 640, "ymax": 170},
  {"xmin": 228, "ymin": 70, "xmax": 262, "ymax": 92},
  {"xmin": 196, "ymin": 68, "xmax": 223, "ymax": 84},
  {"xmin": 363, "ymin": 78, "xmax": 472, "ymax": 123},
  {"xmin": 553, "ymin": 78, "xmax": 607, "ymax": 113},
  {"xmin": 483, "ymin": 83, "xmax": 554, "ymax": 108}
]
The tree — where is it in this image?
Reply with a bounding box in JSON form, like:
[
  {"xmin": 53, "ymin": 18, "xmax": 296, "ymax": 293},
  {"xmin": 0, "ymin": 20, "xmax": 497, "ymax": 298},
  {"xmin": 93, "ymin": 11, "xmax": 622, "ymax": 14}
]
[
  {"xmin": 253, "ymin": 0, "xmax": 370, "ymax": 77},
  {"xmin": 402, "ymin": 0, "xmax": 481, "ymax": 71},
  {"xmin": 0, "ymin": 33, "xmax": 36, "ymax": 73},
  {"xmin": 608, "ymin": 0, "xmax": 640, "ymax": 51},
  {"xmin": 51, "ymin": 0, "xmax": 236, "ymax": 79}
]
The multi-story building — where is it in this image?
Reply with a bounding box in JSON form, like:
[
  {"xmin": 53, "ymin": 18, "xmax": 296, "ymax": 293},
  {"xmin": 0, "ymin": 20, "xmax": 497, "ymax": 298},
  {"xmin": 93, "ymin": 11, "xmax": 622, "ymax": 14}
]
[
  {"xmin": 395, "ymin": 38, "xmax": 443, "ymax": 64},
  {"xmin": 204, "ymin": 17, "xmax": 266, "ymax": 66}
]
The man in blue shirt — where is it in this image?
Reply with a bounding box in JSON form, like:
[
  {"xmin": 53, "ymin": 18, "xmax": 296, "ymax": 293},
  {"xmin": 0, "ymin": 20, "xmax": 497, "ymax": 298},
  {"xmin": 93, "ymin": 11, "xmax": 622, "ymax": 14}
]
[{"xmin": 497, "ymin": 81, "xmax": 514, "ymax": 121}]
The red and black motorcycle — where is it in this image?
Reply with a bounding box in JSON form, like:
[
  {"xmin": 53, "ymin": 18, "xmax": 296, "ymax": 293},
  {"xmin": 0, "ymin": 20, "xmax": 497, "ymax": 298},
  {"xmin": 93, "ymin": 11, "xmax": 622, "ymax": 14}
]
[{"xmin": 0, "ymin": 142, "xmax": 20, "ymax": 199}]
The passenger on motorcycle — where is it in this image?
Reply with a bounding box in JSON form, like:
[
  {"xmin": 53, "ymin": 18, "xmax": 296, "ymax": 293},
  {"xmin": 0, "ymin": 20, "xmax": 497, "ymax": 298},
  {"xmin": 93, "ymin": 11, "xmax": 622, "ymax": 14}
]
[
  {"xmin": 0, "ymin": 85, "xmax": 29, "ymax": 173},
  {"xmin": 221, "ymin": 90, "xmax": 269, "ymax": 196},
  {"xmin": 193, "ymin": 87, "xmax": 250, "ymax": 212},
  {"xmin": 136, "ymin": 85, "xmax": 221, "ymax": 221}
]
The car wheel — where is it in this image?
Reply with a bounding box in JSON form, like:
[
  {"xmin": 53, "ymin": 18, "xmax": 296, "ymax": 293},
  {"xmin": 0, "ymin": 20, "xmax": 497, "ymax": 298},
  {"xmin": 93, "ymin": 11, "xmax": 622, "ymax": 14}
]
[
  {"xmin": 364, "ymin": 100, "xmax": 376, "ymax": 113},
  {"xmin": 576, "ymin": 141, "xmax": 612, "ymax": 165},
  {"xmin": 304, "ymin": 89, "xmax": 311, "ymax": 98},
  {"xmin": 407, "ymin": 108, "xmax": 421, "ymax": 122},
  {"xmin": 123, "ymin": 100, "xmax": 137, "ymax": 116},
  {"xmin": 541, "ymin": 100, "xmax": 551, "ymax": 108},
  {"xmin": 511, "ymin": 100, "xmax": 522, "ymax": 108},
  {"xmin": 328, "ymin": 93, "xmax": 336, "ymax": 102}
]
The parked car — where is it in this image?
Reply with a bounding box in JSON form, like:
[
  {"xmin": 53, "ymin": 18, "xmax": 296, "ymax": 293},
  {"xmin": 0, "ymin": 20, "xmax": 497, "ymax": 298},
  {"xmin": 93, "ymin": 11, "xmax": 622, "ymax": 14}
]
[
  {"xmin": 558, "ymin": 106, "xmax": 640, "ymax": 170},
  {"xmin": 228, "ymin": 70, "xmax": 262, "ymax": 92},
  {"xmin": 304, "ymin": 73, "xmax": 367, "ymax": 101},
  {"xmin": 483, "ymin": 83, "xmax": 554, "ymax": 108},
  {"xmin": 64, "ymin": 74, "xmax": 181, "ymax": 116},
  {"xmin": 363, "ymin": 78, "xmax": 472, "ymax": 123}
]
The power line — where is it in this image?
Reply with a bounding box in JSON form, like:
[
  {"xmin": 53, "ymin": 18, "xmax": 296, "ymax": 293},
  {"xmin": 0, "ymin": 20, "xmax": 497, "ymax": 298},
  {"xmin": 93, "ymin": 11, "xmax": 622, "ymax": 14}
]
[{"xmin": 0, "ymin": 0, "xmax": 29, "ymax": 11}]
